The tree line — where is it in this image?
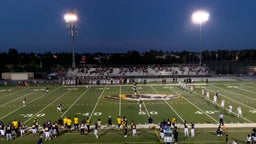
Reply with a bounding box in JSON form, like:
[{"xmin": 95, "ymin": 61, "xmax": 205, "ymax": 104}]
[{"xmin": 0, "ymin": 48, "xmax": 255, "ymax": 73}]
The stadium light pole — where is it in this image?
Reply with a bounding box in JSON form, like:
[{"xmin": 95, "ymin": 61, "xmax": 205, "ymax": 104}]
[
  {"xmin": 64, "ymin": 9, "xmax": 78, "ymax": 69},
  {"xmin": 191, "ymin": 10, "xmax": 209, "ymax": 65}
]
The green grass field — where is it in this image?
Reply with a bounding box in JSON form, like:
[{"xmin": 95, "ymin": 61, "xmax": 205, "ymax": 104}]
[{"xmin": 0, "ymin": 79, "xmax": 256, "ymax": 144}]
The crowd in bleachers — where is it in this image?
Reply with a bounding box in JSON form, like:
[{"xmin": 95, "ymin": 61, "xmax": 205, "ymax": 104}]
[{"xmin": 64, "ymin": 64, "xmax": 209, "ymax": 78}]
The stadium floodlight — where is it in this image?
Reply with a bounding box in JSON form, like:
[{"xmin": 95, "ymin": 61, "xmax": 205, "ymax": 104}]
[
  {"xmin": 191, "ymin": 10, "xmax": 209, "ymax": 65},
  {"xmin": 64, "ymin": 9, "xmax": 78, "ymax": 69}
]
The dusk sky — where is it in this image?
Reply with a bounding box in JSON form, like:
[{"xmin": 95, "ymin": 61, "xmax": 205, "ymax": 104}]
[{"xmin": 0, "ymin": 0, "xmax": 256, "ymax": 53}]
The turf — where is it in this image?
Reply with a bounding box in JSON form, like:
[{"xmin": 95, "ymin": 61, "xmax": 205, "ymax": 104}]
[{"xmin": 0, "ymin": 79, "xmax": 256, "ymax": 143}]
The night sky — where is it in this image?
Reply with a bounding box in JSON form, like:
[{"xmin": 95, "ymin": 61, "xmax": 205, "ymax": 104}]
[{"xmin": 0, "ymin": 0, "xmax": 256, "ymax": 53}]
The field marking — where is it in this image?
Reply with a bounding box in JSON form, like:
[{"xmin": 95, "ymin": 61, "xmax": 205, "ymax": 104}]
[
  {"xmin": 89, "ymin": 86, "xmax": 106, "ymax": 120},
  {"xmin": 236, "ymin": 86, "xmax": 256, "ymax": 95},
  {"xmin": 221, "ymin": 85, "xmax": 256, "ymax": 102},
  {"xmin": 1, "ymin": 86, "xmax": 61, "ymax": 119},
  {"xmin": 0, "ymin": 91, "xmax": 33, "ymax": 107},
  {"xmin": 137, "ymin": 87, "xmax": 150, "ymax": 117},
  {"xmin": 119, "ymin": 86, "xmax": 122, "ymax": 116},
  {"xmin": 61, "ymin": 87, "xmax": 90, "ymax": 118},
  {"xmin": 208, "ymin": 85, "xmax": 256, "ymax": 111},
  {"xmin": 0, "ymin": 88, "xmax": 26, "ymax": 99},
  {"xmin": 24, "ymin": 89, "xmax": 70, "ymax": 124},
  {"xmin": 149, "ymin": 85, "xmax": 184, "ymax": 122},
  {"xmin": 172, "ymin": 88, "xmax": 219, "ymax": 124},
  {"xmin": 192, "ymin": 87, "xmax": 253, "ymax": 123}
]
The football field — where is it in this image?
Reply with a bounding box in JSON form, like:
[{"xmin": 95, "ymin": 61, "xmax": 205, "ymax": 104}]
[{"xmin": 0, "ymin": 78, "xmax": 256, "ymax": 143}]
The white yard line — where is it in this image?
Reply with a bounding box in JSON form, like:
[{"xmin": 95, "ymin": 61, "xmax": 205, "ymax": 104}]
[
  {"xmin": 61, "ymin": 88, "xmax": 90, "ymax": 118},
  {"xmin": 149, "ymin": 85, "xmax": 184, "ymax": 122},
  {"xmin": 171, "ymin": 88, "xmax": 219, "ymax": 124},
  {"xmin": 0, "ymin": 88, "xmax": 26, "ymax": 98},
  {"xmin": 237, "ymin": 87, "xmax": 256, "ymax": 95},
  {"xmin": 24, "ymin": 89, "xmax": 70, "ymax": 124},
  {"xmin": 208, "ymin": 85, "xmax": 256, "ymax": 110},
  {"xmin": 137, "ymin": 87, "xmax": 150, "ymax": 117},
  {"xmin": 119, "ymin": 86, "xmax": 122, "ymax": 116},
  {"xmin": 2, "ymin": 87, "xmax": 61, "ymax": 119},
  {"xmin": 0, "ymin": 92, "xmax": 33, "ymax": 106},
  {"xmin": 89, "ymin": 86, "xmax": 106, "ymax": 120},
  {"xmin": 192, "ymin": 87, "xmax": 252, "ymax": 123}
]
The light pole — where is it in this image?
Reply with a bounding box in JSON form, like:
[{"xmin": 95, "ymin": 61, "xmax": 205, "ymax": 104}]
[
  {"xmin": 64, "ymin": 9, "xmax": 78, "ymax": 69},
  {"xmin": 192, "ymin": 10, "xmax": 209, "ymax": 65}
]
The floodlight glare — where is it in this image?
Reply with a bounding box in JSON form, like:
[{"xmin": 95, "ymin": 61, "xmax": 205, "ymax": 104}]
[
  {"xmin": 64, "ymin": 9, "xmax": 78, "ymax": 69},
  {"xmin": 191, "ymin": 10, "xmax": 209, "ymax": 65},
  {"xmin": 64, "ymin": 13, "xmax": 78, "ymax": 23},
  {"xmin": 192, "ymin": 10, "xmax": 209, "ymax": 24}
]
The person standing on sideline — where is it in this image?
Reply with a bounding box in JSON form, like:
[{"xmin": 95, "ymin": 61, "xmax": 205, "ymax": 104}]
[
  {"xmin": 225, "ymin": 134, "xmax": 229, "ymax": 144},
  {"xmin": 94, "ymin": 122, "xmax": 99, "ymax": 138},
  {"xmin": 246, "ymin": 134, "xmax": 252, "ymax": 144},
  {"xmin": 86, "ymin": 118, "xmax": 91, "ymax": 133},
  {"xmin": 37, "ymin": 135, "xmax": 43, "ymax": 144},
  {"xmin": 190, "ymin": 122, "xmax": 195, "ymax": 137},
  {"xmin": 74, "ymin": 116, "xmax": 79, "ymax": 130},
  {"xmin": 107, "ymin": 116, "xmax": 112, "ymax": 129},
  {"xmin": 184, "ymin": 121, "xmax": 189, "ymax": 138},
  {"xmin": 173, "ymin": 126, "xmax": 178, "ymax": 143},
  {"xmin": 148, "ymin": 116, "xmax": 153, "ymax": 128},
  {"xmin": 219, "ymin": 113, "xmax": 224, "ymax": 127},
  {"xmin": 117, "ymin": 116, "xmax": 122, "ymax": 130},
  {"xmin": 124, "ymin": 125, "xmax": 128, "ymax": 138},
  {"xmin": 130, "ymin": 120, "xmax": 137, "ymax": 137},
  {"xmin": 171, "ymin": 116, "xmax": 176, "ymax": 127}
]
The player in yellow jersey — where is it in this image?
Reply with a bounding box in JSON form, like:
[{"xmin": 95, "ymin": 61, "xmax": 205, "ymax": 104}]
[
  {"xmin": 74, "ymin": 116, "xmax": 79, "ymax": 130},
  {"xmin": 67, "ymin": 117, "xmax": 72, "ymax": 131},
  {"xmin": 86, "ymin": 118, "xmax": 91, "ymax": 133},
  {"xmin": 171, "ymin": 116, "xmax": 176, "ymax": 127},
  {"xmin": 63, "ymin": 117, "xmax": 68, "ymax": 128},
  {"xmin": 117, "ymin": 116, "xmax": 122, "ymax": 130}
]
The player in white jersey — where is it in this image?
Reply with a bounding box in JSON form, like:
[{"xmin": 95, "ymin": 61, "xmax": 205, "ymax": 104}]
[
  {"xmin": 213, "ymin": 95, "xmax": 217, "ymax": 104},
  {"xmin": 228, "ymin": 105, "xmax": 233, "ymax": 113},
  {"xmin": 220, "ymin": 100, "xmax": 225, "ymax": 108},
  {"xmin": 237, "ymin": 107, "xmax": 242, "ymax": 117},
  {"xmin": 23, "ymin": 98, "xmax": 26, "ymax": 106},
  {"xmin": 202, "ymin": 88, "xmax": 205, "ymax": 95},
  {"xmin": 206, "ymin": 91, "xmax": 210, "ymax": 99},
  {"xmin": 57, "ymin": 104, "xmax": 62, "ymax": 113},
  {"xmin": 139, "ymin": 100, "xmax": 142, "ymax": 111}
]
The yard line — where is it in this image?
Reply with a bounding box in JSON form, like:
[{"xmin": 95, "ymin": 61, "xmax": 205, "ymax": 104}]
[
  {"xmin": 24, "ymin": 89, "xmax": 70, "ymax": 124},
  {"xmin": 1, "ymin": 86, "xmax": 61, "ymax": 119},
  {"xmin": 89, "ymin": 86, "xmax": 106, "ymax": 120},
  {"xmin": 192, "ymin": 87, "xmax": 253, "ymax": 123},
  {"xmin": 61, "ymin": 87, "xmax": 90, "ymax": 117},
  {"xmin": 0, "ymin": 88, "xmax": 26, "ymax": 99},
  {"xmin": 208, "ymin": 85, "xmax": 256, "ymax": 110},
  {"xmin": 119, "ymin": 85, "xmax": 122, "ymax": 116},
  {"xmin": 137, "ymin": 87, "xmax": 150, "ymax": 117},
  {"xmin": 0, "ymin": 92, "xmax": 33, "ymax": 107},
  {"xmin": 237, "ymin": 86, "xmax": 256, "ymax": 95},
  {"xmin": 149, "ymin": 85, "xmax": 184, "ymax": 122},
  {"xmin": 172, "ymin": 88, "xmax": 219, "ymax": 124}
]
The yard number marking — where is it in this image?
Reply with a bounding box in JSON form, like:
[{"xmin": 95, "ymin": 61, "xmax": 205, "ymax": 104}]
[{"xmin": 195, "ymin": 110, "xmax": 218, "ymax": 115}]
